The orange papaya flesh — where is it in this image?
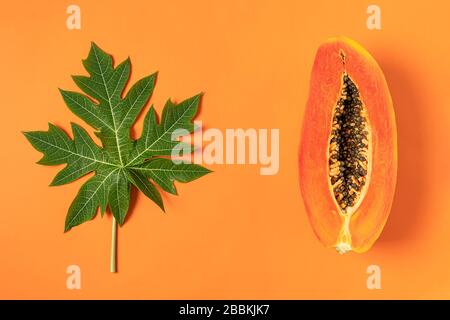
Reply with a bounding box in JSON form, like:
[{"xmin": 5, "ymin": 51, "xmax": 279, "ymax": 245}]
[{"xmin": 299, "ymin": 37, "xmax": 397, "ymax": 253}]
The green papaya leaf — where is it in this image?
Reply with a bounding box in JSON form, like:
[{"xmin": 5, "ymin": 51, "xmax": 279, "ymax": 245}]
[{"xmin": 24, "ymin": 43, "xmax": 211, "ymax": 272}]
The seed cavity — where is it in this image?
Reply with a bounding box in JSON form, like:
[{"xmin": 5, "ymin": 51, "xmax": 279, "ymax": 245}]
[{"xmin": 328, "ymin": 72, "xmax": 370, "ymax": 213}]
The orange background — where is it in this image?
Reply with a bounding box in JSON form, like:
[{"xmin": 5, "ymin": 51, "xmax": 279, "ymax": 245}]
[{"xmin": 1, "ymin": 0, "xmax": 450, "ymax": 299}]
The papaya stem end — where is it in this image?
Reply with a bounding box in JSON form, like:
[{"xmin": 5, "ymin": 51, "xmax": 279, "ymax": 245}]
[
  {"xmin": 334, "ymin": 213, "xmax": 353, "ymax": 254},
  {"xmin": 335, "ymin": 242, "xmax": 352, "ymax": 254}
]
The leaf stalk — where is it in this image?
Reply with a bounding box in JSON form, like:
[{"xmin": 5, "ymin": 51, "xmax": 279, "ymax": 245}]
[{"xmin": 110, "ymin": 217, "xmax": 117, "ymax": 273}]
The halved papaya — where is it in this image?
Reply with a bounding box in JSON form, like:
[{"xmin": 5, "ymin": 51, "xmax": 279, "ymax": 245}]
[{"xmin": 299, "ymin": 36, "xmax": 397, "ymax": 253}]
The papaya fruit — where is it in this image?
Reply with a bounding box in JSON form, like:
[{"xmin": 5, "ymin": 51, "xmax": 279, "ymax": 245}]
[{"xmin": 299, "ymin": 36, "xmax": 397, "ymax": 253}]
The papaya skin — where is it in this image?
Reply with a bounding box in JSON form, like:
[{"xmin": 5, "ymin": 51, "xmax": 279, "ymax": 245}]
[{"xmin": 299, "ymin": 36, "xmax": 397, "ymax": 253}]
